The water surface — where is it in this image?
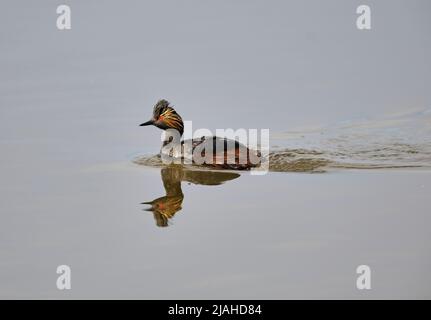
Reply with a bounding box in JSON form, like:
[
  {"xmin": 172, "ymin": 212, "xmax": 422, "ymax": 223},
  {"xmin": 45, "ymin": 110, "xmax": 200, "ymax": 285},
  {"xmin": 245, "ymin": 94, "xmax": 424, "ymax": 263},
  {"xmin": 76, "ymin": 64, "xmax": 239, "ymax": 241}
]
[{"xmin": 1, "ymin": 0, "xmax": 431, "ymax": 299}]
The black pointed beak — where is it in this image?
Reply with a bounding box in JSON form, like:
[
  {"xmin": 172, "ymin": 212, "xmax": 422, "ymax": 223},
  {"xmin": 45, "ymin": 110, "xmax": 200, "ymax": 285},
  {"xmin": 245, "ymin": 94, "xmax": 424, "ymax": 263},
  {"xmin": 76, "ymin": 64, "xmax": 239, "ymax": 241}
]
[
  {"xmin": 139, "ymin": 119, "xmax": 154, "ymax": 126},
  {"xmin": 141, "ymin": 201, "xmax": 155, "ymax": 212}
]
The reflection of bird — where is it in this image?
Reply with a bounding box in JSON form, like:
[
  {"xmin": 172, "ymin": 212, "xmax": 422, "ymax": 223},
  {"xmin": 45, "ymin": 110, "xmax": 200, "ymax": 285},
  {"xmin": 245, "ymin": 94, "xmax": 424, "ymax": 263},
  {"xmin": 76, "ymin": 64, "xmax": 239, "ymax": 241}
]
[
  {"xmin": 140, "ymin": 99, "xmax": 261, "ymax": 170},
  {"xmin": 142, "ymin": 166, "xmax": 239, "ymax": 227},
  {"xmin": 141, "ymin": 167, "xmax": 184, "ymax": 227}
]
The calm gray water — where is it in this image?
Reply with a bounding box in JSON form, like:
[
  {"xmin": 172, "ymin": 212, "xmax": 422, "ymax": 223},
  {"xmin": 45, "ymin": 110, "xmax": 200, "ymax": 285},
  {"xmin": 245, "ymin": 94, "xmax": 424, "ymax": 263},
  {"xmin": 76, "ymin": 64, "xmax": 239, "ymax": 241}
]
[{"xmin": 1, "ymin": 0, "xmax": 431, "ymax": 299}]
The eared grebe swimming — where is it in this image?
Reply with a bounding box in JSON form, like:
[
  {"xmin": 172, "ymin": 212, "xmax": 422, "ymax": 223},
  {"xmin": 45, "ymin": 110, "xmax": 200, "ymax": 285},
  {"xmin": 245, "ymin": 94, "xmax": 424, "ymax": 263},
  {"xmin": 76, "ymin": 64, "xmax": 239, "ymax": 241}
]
[{"xmin": 140, "ymin": 99, "xmax": 261, "ymax": 170}]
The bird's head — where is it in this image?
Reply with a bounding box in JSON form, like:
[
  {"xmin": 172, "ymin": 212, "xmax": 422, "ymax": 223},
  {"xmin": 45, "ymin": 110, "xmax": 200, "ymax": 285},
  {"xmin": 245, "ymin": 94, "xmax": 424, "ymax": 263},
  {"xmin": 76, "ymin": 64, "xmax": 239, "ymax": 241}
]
[{"xmin": 140, "ymin": 99, "xmax": 184, "ymax": 136}]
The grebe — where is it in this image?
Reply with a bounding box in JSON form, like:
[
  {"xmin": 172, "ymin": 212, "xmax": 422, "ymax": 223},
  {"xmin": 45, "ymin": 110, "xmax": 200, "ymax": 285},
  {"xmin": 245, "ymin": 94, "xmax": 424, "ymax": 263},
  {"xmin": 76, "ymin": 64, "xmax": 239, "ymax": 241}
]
[{"xmin": 140, "ymin": 99, "xmax": 261, "ymax": 170}]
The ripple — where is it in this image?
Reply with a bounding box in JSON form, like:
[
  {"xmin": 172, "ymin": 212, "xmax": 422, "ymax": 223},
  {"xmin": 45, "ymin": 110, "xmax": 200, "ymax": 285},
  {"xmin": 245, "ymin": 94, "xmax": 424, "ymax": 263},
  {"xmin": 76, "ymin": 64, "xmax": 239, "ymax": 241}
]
[{"xmin": 134, "ymin": 108, "xmax": 431, "ymax": 173}]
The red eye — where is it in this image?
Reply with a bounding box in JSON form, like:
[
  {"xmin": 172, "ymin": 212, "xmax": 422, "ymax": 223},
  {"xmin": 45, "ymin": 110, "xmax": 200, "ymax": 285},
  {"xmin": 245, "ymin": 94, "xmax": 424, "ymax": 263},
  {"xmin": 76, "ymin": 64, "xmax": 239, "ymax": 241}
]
[{"xmin": 158, "ymin": 115, "xmax": 164, "ymax": 121}]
